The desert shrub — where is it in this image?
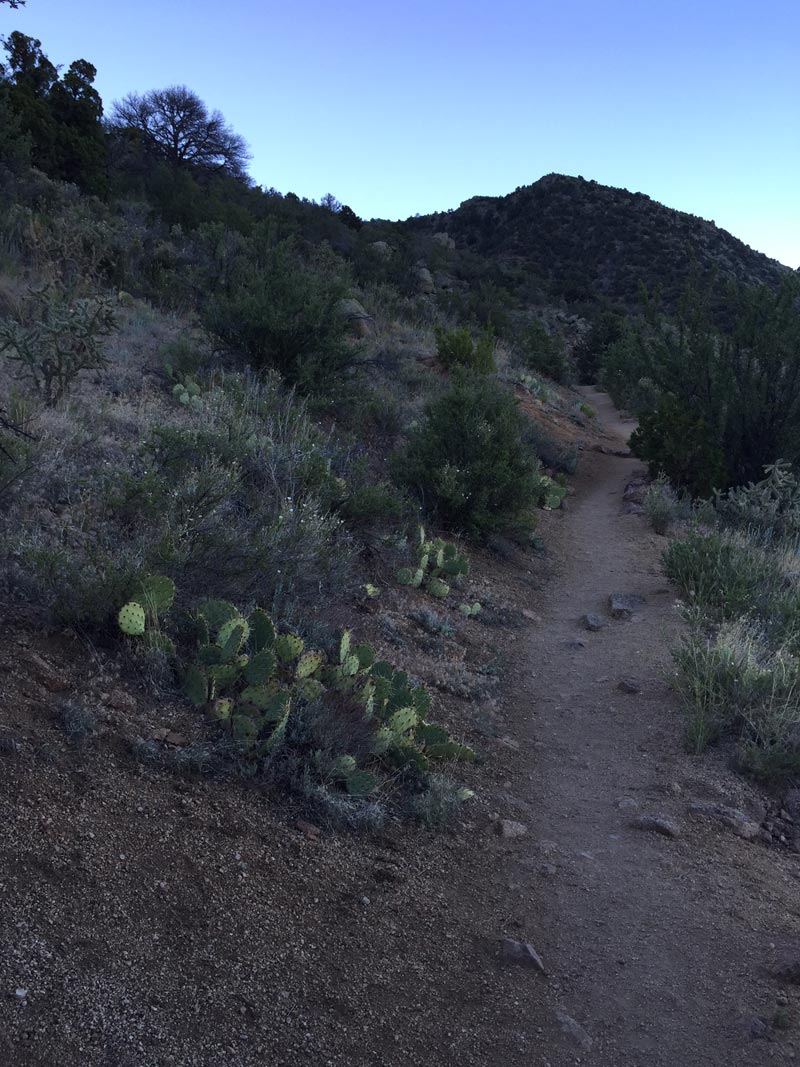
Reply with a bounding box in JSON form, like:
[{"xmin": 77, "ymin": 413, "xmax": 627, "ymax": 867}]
[
  {"xmin": 631, "ymin": 393, "xmax": 728, "ymax": 497},
  {"xmin": 662, "ymin": 529, "xmax": 782, "ymax": 621},
  {"xmin": 412, "ymin": 775, "xmax": 474, "ymax": 828},
  {"xmin": 524, "ymin": 420, "xmax": 578, "ymax": 475},
  {"xmin": 394, "ymin": 372, "xmax": 541, "ymax": 538},
  {"xmin": 643, "ymin": 473, "xmax": 684, "ymax": 535},
  {"xmin": 433, "ymin": 323, "xmax": 495, "ymax": 374},
  {"xmin": 715, "ymin": 461, "xmax": 800, "ymax": 539},
  {"xmin": 673, "ymin": 616, "xmax": 800, "ymax": 782},
  {"xmin": 338, "ymin": 478, "xmax": 408, "ymax": 530},
  {"xmin": 518, "ymin": 320, "xmax": 568, "ymax": 383},
  {"xmin": 0, "ymin": 286, "xmax": 117, "ymax": 404},
  {"xmin": 202, "ymin": 238, "xmax": 352, "ymax": 394}
]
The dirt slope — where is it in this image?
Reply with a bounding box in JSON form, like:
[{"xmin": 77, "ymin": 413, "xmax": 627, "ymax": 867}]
[{"xmin": 521, "ymin": 387, "xmax": 800, "ymax": 1064}]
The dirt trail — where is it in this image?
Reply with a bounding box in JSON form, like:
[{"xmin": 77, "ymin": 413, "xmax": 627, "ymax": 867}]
[{"xmin": 518, "ymin": 387, "xmax": 800, "ymax": 1065}]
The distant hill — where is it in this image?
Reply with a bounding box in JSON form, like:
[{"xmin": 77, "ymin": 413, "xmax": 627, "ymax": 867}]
[{"xmin": 401, "ymin": 173, "xmax": 790, "ymax": 312}]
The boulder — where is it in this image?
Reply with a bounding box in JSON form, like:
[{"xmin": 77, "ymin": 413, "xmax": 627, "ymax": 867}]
[
  {"xmin": 370, "ymin": 240, "xmax": 393, "ymax": 259},
  {"xmin": 432, "ymin": 232, "xmax": 455, "ymax": 250},
  {"xmin": 414, "ymin": 267, "xmax": 435, "ymax": 294},
  {"xmin": 338, "ymin": 298, "xmax": 375, "ymax": 338}
]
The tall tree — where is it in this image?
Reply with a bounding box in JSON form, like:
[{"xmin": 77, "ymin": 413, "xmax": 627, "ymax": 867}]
[
  {"xmin": 0, "ymin": 32, "xmax": 106, "ymax": 191},
  {"xmin": 110, "ymin": 86, "xmax": 250, "ymax": 178}
]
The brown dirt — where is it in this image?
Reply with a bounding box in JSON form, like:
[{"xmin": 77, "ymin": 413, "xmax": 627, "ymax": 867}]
[{"xmin": 2, "ymin": 389, "xmax": 800, "ymax": 1066}]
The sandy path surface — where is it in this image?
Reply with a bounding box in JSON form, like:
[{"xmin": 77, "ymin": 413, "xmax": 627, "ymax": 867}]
[{"xmin": 516, "ymin": 387, "xmax": 800, "ymax": 1065}]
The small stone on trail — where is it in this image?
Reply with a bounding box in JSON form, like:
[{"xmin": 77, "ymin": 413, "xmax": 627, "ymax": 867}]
[
  {"xmin": 582, "ymin": 613, "xmax": 606, "ymax": 632},
  {"xmin": 617, "ymin": 678, "xmax": 641, "ymax": 694},
  {"xmin": 631, "ymin": 814, "xmax": 681, "ymax": 838},
  {"xmin": 501, "ymin": 938, "xmax": 546, "ymax": 972},
  {"xmin": 609, "ymin": 592, "xmax": 646, "ymax": 619},
  {"xmin": 566, "ymin": 640, "xmax": 587, "ymax": 650},
  {"xmin": 554, "ymin": 1010, "xmax": 593, "ymax": 1050},
  {"xmin": 617, "ymin": 797, "xmax": 639, "ymax": 811},
  {"xmin": 688, "ymin": 802, "xmax": 761, "ymax": 841},
  {"xmin": 497, "ymin": 819, "xmax": 528, "ymax": 839}
]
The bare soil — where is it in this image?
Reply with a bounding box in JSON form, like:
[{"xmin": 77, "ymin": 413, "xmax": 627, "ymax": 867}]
[{"xmin": 2, "ymin": 389, "xmax": 800, "ymax": 1066}]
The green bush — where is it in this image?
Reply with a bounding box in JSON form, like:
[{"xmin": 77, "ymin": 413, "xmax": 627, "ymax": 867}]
[
  {"xmin": 203, "ymin": 238, "xmax": 351, "ymax": 394},
  {"xmin": 394, "ymin": 372, "xmax": 541, "ymax": 538},
  {"xmin": 631, "ymin": 394, "xmax": 728, "ymax": 497},
  {"xmin": 518, "ymin": 320, "xmax": 568, "ymax": 383},
  {"xmin": 433, "ymin": 324, "xmax": 495, "ymax": 374}
]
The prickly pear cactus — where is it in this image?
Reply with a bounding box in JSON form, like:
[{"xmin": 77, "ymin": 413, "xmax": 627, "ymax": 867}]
[
  {"xmin": 183, "ymin": 664, "xmax": 209, "ymax": 707},
  {"xmin": 118, "ymin": 601, "xmax": 146, "ymax": 636},
  {"xmin": 133, "ymin": 575, "xmax": 175, "ymax": 615},
  {"xmin": 275, "ymin": 633, "xmax": 304, "ymax": 663},
  {"xmin": 296, "ymin": 652, "xmax": 322, "ymax": 680},
  {"xmin": 346, "ymin": 770, "xmax": 376, "ymax": 797},
  {"xmin": 248, "ymin": 608, "xmax": 275, "ymax": 652},
  {"xmin": 427, "ymin": 577, "xmax": 450, "ymax": 599}
]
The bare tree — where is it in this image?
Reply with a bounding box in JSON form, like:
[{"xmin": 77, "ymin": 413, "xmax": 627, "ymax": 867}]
[
  {"xmin": 1, "ymin": 2, "xmax": 28, "ymax": 9},
  {"xmin": 110, "ymin": 85, "xmax": 250, "ymax": 177}
]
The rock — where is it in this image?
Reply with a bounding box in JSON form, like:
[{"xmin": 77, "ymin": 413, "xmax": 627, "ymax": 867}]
[
  {"xmin": 632, "ymin": 814, "xmax": 681, "ymax": 838},
  {"xmin": 521, "ymin": 609, "xmax": 542, "ymax": 624},
  {"xmin": 501, "ymin": 938, "xmax": 545, "ymax": 972},
  {"xmin": 295, "ymin": 820, "xmax": 321, "ymax": 839},
  {"xmin": 338, "ymin": 297, "xmax": 375, "ymax": 337},
  {"xmin": 609, "ymin": 592, "xmax": 646, "ymax": 619},
  {"xmin": 582, "ymin": 613, "xmax": 606, "ymax": 632},
  {"xmin": 21, "ymin": 650, "xmax": 70, "ymax": 693},
  {"xmin": 617, "ymin": 797, "xmax": 639, "ymax": 811},
  {"xmin": 497, "ymin": 819, "xmax": 528, "ymax": 839},
  {"xmin": 566, "ymin": 640, "xmax": 587, "ymax": 650},
  {"xmin": 432, "ymin": 232, "xmax": 455, "ymax": 250},
  {"xmin": 539, "ymin": 863, "xmax": 557, "ymax": 877},
  {"xmin": 434, "ymin": 271, "xmax": 458, "ymax": 291},
  {"xmin": 554, "ymin": 1010, "xmax": 593, "ymax": 1051},
  {"xmin": 748, "ymin": 1016, "xmax": 770, "ymax": 1040},
  {"xmin": 617, "ymin": 678, "xmax": 641, "ymax": 694},
  {"xmin": 413, "ymin": 266, "xmax": 435, "ymax": 294},
  {"xmin": 107, "ymin": 689, "xmax": 136, "ymax": 711},
  {"xmin": 370, "ymin": 240, "xmax": 393, "ymax": 259},
  {"xmin": 14, "ymin": 988, "xmax": 28, "ymax": 1001},
  {"xmin": 688, "ymin": 802, "xmax": 761, "ymax": 840}
]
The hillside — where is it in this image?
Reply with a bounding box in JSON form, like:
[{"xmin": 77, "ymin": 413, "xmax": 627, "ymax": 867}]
[{"xmin": 402, "ymin": 173, "xmax": 790, "ymax": 311}]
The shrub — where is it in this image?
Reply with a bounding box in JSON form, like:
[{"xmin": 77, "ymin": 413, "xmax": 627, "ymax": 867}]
[
  {"xmin": 394, "ymin": 372, "xmax": 542, "ymax": 538},
  {"xmin": 715, "ymin": 461, "xmax": 800, "ymax": 539},
  {"xmin": 0, "ymin": 287, "xmax": 117, "ymax": 404},
  {"xmin": 518, "ymin": 320, "xmax": 568, "ymax": 383},
  {"xmin": 643, "ymin": 473, "xmax": 681, "ymax": 535},
  {"xmin": 673, "ymin": 616, "xmax": 800, "ymax": 782},
  {"xmin": 202, "ymin": 238, "xmax": 351, "ymax": 394},
  {"xmin": 631, "ymin": 393, "xmax": 728, "ymax": 497},
  {"xmin": 663, "ymin": 529, "xmax": 781, "ymax": 621},
  {"xmin": 433, "ymin": 324, "xmax": 495, "ymax": 374}
]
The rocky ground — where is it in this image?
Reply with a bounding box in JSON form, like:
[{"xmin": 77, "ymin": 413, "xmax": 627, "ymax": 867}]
[{"xmin": 3, "ymin": 390, "xmax": 800, "ymax": 1066}]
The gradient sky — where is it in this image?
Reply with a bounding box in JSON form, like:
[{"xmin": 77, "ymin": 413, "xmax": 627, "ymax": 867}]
[{"xmin": 5, "ymin": 0, "xmax": 799, "ymax": 265}]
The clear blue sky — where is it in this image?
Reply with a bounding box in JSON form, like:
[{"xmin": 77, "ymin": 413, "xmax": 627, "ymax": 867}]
[{"xmin": 5, "ymin": 0, "xmax": 799, "ymax": 266}]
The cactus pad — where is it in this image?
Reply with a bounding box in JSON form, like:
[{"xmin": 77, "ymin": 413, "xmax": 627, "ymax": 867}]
[
  {"xmin": 217, "ymin": 617, "xmax": 249, "ymax": 655},
  {"xmin": 183, "ymin": 664, "xmax": 209, "ymax": 707},
  {"xmin": 354, "ymin": 643, "xmax": 375, "ymax": 670},
  {"xmin": 427, "ymin": 577, "xmax": 450, "ymax": 599},
  {"xmin": 296, "ymin": 652, "xmax": 323, "ymax": 680},
  {"xmin": 118, "ymin": 602, "xmax": 146, "ymax": 636},
  {"xmin": 275, "ymin": 633, "xmax": 304, "ymax": 663},
  {"xmin": 345, "ymin": 770, "xmax": 376, "ymax": 797},
  {"xmin": 199, "ymin": 599, "xmax": 238, "ymax": 631},
  {"xmin": 244, "ymin": 650, "xmax": 277, "ymax": 685},
  {"xmin": 248, "ymin": 608, "xmax": 275, "ymax": 652},
  {"xmin": 338, "ymin": 629, "xmax": 352, "ymax": 663},
  {"xmin": 389, "ymin": 706, "xmax": 418, "ymax": 736},
  {"xmin": 133, "ymin": 575, "xmax": 175, "ymax": 614},
  {"xmin": 330, "ymin": 754, "xmax": 357, "ymax": 780}
]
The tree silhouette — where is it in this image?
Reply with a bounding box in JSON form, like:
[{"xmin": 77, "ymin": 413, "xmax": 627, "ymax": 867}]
[{"xmin": 111, "ymin": 86, "xmax": 249, "ymax": 178}]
